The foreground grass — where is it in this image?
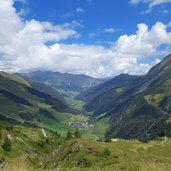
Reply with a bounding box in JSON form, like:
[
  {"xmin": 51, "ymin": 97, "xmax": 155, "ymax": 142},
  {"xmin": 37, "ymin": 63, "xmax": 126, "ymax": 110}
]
[{"xmin": 1, "ymin": 122, "xmax": 171, "ymax": 171}]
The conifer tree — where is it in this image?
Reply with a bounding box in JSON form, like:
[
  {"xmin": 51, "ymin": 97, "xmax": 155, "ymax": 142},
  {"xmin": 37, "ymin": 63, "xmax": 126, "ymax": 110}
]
[
  {"xmin": 66, "ymin": 130, "xmax": 73, "ymax": 140},
  {"xmin": 74, "ymin": 128, "xmax": 81, "ymax": 138},
  {"xmin": 2, "ymin": 136, "xmax": 12, "ymax": 151}
]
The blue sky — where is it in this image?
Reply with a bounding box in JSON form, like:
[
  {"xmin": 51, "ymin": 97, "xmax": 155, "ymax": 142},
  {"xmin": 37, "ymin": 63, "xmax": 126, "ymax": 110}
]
[
  {"xmin": 0, "ymin": 0, "xmax": 171, "ymax": 77},
  {"xmin": 14, "ymin": 0, "xmax": 171, "ymax": 45}
]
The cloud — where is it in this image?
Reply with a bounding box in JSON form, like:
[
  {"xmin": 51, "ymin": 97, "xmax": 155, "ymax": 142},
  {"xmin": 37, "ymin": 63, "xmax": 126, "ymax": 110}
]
[
  {"xmin": 88, "ymin": 33, "xmax": 96, "ymax": 38},
  {"xmin": 88, "ymin": 28, "xmax": 119, "ymax": 38},
  {"xmin": 14, "ymin": 0, "xmax": 27, "ymax": 4},
  {"xmin": 168, "ymin": 21, "xmax": 171, "ymax": 27},
  {"xmin": 18, "ymin": 8, "xmax": 30, "ymax": 16},
  {"xmin": 130, "ymin": 0, "xmax": 171, "ymax": 13},
  {"xmin": 0, "ymin": 0, "xmax": 171, "ymax": 77},
  {"xmin": 130, "ymin": 0, "xmax": 171, "ymax": 7},
  {"xmin": 148, "ymin": 0, "xmax": 171, "ymax": 8},
  {"xmin": 103, "ymin": 28, "xmax": 116, "ymax": 33},
  {"xmin": 61, "ymin": 8, "xmax": 85, "ymax": 18},
  {"xmin": 76, "ymin": 8, "xmax": 85, "ymax": 13},
  {"xmin": 61, "ymin": 13, "xmax": 73, "ymax": 18},
  {"xmin": 113, "ymin": 22, "xmax": 171, "ymax": 56}
]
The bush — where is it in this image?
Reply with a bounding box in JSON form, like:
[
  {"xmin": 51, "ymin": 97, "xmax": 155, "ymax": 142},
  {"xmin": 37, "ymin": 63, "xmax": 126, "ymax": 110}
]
[
  {"xmin": 54, "ymin": 131, "xmax": 61, "ymax": 137},
  {"xmin": 103, "ymin": 148, "xmax": 111, "ymax": 157},
  {"xmin": 104, "ymin": 138, "xmax": 112, "ymax": 142},
  {"xmin": 6, "ymin": 125, "xmax": 13, "ymax": 132},
  {"xmin": 97, "ymin": 138, "xmax": 103, "ymax": 142},
  {"xmin": 38, "ymin": 140, "xmax": 45, "ymax": 148},
  {"xmin": 2, "ymin": 136, "xmax": 12, "ymax": 151}
]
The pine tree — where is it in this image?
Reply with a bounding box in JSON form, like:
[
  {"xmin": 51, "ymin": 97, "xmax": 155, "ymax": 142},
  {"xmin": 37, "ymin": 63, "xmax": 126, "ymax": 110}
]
[
  {"xmin": 66, "ymin": 130, "xmax": 73, "ymax": 140},
  {"xmin": 74, "ymin": 128, "xmax": 81, "ymax": 138},
  {"xmin": 2, "ymin": 136, "xmax": 12, "ymax": 151}
]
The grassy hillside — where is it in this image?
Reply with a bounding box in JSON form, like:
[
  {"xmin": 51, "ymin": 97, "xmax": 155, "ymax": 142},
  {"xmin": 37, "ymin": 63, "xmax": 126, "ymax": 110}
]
[
  {"xmin": 0, "ymin": 122, "xmax": 171, "ymax": 171},
  {"xmin": 0, "ymin": 72, "xmax": 31, "ymax": 87},
  {"xmin": 0, "ymin": 72, "xmax": 89, "ymax": 137},
  {"xmin": 0, "ymin": 71, "xmax": 108, "ymax": 140}
]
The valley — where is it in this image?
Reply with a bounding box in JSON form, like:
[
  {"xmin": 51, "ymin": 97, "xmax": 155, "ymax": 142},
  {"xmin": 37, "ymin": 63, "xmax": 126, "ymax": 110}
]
[{"xmin": 1, "ymin": 54, "xmax": 171, "ymax": 170}]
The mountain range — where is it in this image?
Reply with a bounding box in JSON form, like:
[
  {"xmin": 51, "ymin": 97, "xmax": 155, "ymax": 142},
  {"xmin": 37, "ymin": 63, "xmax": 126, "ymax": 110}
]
[
  {"xmin": 1, "ymin": 54, "xmax": 171, "ymax": 141},
  {"xmin": 1, "ymin": 54, "xmax": 171, "ymax": 170},
  {"xmin": 17, "ymin": 70, "xmax": 103, "ymax": 96}
]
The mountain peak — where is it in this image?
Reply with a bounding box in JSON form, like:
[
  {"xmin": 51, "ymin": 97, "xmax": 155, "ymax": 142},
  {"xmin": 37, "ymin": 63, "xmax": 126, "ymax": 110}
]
[{"xmin": 148, "ymin": 54, "xmax": 171, "ymax": 75}]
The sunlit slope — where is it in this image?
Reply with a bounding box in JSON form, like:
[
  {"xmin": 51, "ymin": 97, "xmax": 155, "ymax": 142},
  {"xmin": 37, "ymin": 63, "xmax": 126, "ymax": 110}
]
[
  {"xmin": 0, "ymin": 72, "xmax": 78, "ymax": 132},
  {"xmin": 0, "ymin": 122, "xmax": 171, "ymax": 171}
]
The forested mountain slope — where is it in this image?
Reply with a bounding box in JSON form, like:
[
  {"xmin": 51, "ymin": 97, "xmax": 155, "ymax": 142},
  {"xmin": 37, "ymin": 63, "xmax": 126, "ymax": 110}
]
[
  {"xmin": 79, "ymin": 54, "xmax": 171, "ymax": 140},
  {"xmin": 77, "ymin": 74, "xmax": 140, "ymax": 115},
  {"xmin": 106, "ymin": 54, "xmax": 171, "ymax": 139}
]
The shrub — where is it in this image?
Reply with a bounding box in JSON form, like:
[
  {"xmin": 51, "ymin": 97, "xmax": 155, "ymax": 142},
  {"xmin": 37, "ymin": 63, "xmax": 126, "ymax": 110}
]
[
  {"xmin": 2, "ymin": 136, "xmax": 12, "ymax": 151},
  {"xmin": 97, "ymin": 138, "xmax": 103, "ymax": 142},
  {"xmin": 6, "ymin": 126, "xmax": 13, "ymax": 132},
  {"xmin": 38, "ymin": 140, "xmax": 45, "ymax": 148},
  {"xmin": 103, "ymin": 148, "xmax": 111, "ymax": 157},
  {"xmin": 104, "ymin": 137, "xmax": 112, "ymax": 142}
]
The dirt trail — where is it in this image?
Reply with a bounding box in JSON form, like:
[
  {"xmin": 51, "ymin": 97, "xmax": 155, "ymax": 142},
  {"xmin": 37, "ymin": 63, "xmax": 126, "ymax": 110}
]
[{"xmin": 41, "ymin": 129, "xmax": 48, "ymax": 138}]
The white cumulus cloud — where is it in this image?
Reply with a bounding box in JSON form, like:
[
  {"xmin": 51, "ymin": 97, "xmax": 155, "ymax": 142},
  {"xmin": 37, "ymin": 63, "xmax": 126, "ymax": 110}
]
[{"xmin": 0, "ymin": 0, "xmax": 171, "ymax": 77}]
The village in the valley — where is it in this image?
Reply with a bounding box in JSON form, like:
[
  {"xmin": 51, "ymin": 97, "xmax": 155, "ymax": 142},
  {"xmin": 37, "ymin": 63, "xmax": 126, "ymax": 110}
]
[{"xmin": 68, "ymin": 115, "xmax": 94, "ymax": 129}]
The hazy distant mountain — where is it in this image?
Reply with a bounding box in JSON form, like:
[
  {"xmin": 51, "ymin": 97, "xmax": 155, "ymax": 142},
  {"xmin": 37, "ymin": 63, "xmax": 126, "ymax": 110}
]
[{"xmin": 18, "ymin": 71, "xmax": 103, "ymax": 94}]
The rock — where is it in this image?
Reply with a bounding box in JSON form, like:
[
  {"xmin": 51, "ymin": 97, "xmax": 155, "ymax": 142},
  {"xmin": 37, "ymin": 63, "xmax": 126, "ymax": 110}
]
[
  {"xmin": 76, "ymin": 158, "xmax": 88, "ymax": 168},
  {"xmin": 87, "ymin": 148, "xmax": 97, "ymax": 154},
  {"xmin": 0, "ymin": 157, "xmax": 7, "ymax": 169},
  {"xmin": 26, "ymin": 149, "xmax": 37, "ymax": 158},
  {"xmin": 70, "ymin": 141, "xmax": 82, "ymax": 152}
]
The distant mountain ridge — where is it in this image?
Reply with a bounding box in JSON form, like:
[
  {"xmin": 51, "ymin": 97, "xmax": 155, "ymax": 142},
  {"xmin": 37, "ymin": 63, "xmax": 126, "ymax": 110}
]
[{"xmin": 18, "ymin": 70, "xmax": 103, "ymax": 93}]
